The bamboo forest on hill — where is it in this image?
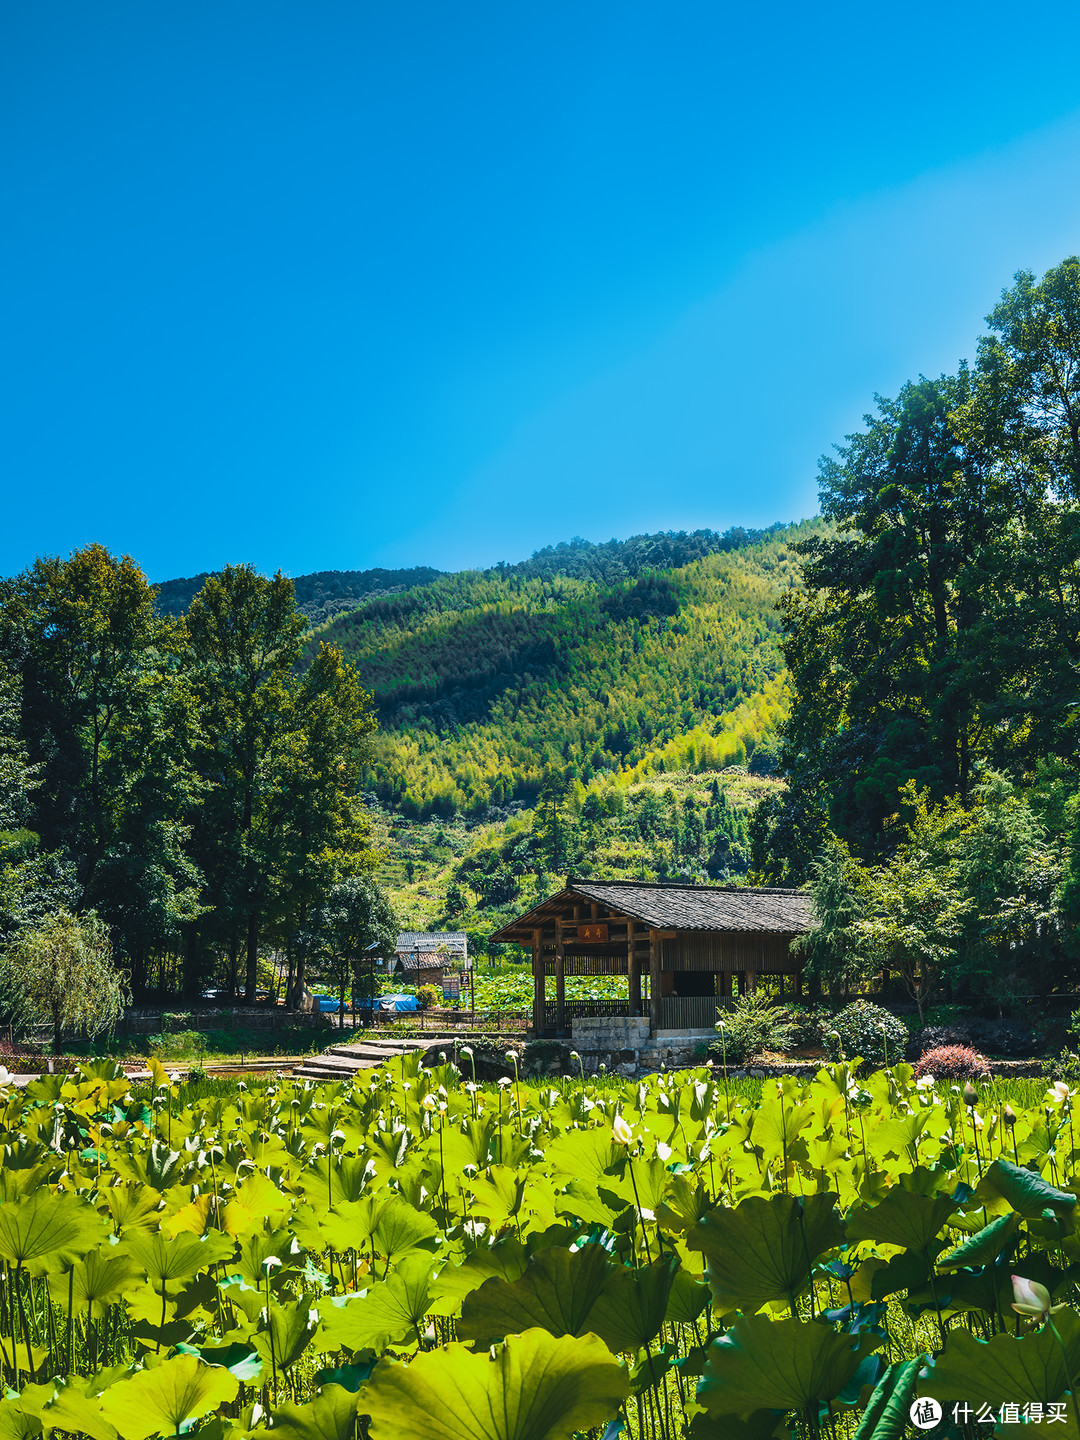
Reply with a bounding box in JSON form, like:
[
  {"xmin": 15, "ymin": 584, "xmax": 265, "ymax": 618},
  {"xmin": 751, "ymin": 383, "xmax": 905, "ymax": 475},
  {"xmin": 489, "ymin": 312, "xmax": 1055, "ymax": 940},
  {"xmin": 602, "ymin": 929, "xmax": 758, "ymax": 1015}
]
[{"xmin": 306, "ymin": 521, "xmax": 812, "ymax": 817}]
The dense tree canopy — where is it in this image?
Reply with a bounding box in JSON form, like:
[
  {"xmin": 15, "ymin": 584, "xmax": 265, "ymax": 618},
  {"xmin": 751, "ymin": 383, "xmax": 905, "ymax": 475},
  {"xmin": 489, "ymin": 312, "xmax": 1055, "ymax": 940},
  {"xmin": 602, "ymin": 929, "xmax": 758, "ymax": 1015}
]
[
  {"xmin": 772, "ymin": 259, "xmax": 1080, "ymax": 865},
  {"xmin": 0, "ymin": 549, "xmax": 388, "ymax": 1010},
  {"xmin": 761, "ymin": 257, "xmax": 1080, "ymax": 1005}
]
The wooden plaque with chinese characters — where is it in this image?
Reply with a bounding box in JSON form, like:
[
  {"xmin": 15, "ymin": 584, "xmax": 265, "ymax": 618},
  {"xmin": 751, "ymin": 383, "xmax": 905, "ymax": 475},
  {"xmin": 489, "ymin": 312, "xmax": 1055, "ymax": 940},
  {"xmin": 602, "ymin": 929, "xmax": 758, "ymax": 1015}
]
[{"xmin": 576, "ymin": 922, "xmax": 609, "ymax": 942}]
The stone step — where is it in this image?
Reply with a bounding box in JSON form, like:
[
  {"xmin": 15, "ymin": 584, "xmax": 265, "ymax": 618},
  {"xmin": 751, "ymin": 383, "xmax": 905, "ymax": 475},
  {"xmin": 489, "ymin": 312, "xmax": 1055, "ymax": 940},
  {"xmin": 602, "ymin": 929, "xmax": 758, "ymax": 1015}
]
[
  {"xmin": 306, "ymin": 1052, "xmax": 383, "ymax": 1069},
  {"xmin": 296, "ymin": 1055, "xmax": 383, "ymax": 1078},
  {"xmin": 297, "ymin": 1064, "xmax": 374, "ymax": 1082},
  {"xmin": 325, "ymin": 1044, "xmax": 425, "ymax": 1062}
]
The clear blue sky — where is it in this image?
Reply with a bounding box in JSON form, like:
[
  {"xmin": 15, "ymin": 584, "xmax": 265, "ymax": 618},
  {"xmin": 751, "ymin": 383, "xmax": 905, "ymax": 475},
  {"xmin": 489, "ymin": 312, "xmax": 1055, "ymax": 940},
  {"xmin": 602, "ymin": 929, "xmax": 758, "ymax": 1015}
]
[{"xmin": 5, "ymin": 3, "xmax": 1080, "ymax": 582}]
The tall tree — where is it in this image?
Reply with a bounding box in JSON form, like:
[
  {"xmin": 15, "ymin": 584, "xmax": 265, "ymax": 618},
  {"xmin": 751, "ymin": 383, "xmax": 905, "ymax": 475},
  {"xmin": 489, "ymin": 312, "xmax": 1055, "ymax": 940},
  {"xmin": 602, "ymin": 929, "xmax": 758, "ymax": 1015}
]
[
  {"xmin": 0, "ymin": 547, "xmax": 203, "ymax": 978},
  {"xmin": 781, "ymin": 371, "xmax": 1008, "ymax": 852},
  {"xmin": 779, "ymin": 260, "xmax": 1080, "ymax": 860},
  {"xmin": 185, "ymin": 567, "xmax": 381, "ymax": 1003},
  {"xmin": 272, "ymin": 642, "xmax": 382, "ymax": 1009},
  {"xmin": 184, "ymin": 565, "xmax": 306, "ymax": 1001}
]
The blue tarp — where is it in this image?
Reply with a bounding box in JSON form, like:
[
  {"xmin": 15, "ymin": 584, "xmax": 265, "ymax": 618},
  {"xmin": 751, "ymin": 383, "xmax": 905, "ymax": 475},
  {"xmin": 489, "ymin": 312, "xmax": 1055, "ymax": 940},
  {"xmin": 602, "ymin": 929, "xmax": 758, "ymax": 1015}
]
[{"xmin": 379, "ymin": 993, "xmax": 419, "ymax": 1013}]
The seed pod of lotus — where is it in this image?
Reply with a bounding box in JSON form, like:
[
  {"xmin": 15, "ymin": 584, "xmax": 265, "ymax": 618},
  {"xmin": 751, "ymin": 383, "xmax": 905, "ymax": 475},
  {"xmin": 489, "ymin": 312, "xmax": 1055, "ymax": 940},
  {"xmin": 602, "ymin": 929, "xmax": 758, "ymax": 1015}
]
[{"xmin": 1003, "ymin": 1104, "xmax": 1017, "ymax": 1127}]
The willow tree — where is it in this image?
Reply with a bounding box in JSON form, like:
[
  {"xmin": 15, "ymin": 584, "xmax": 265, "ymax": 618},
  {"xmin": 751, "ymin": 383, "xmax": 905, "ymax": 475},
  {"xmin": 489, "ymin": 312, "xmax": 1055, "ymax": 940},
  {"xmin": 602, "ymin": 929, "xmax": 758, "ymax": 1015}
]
[{"xmin": 1, "ymin": 909, "xmax": 129, "ymax": 1052}]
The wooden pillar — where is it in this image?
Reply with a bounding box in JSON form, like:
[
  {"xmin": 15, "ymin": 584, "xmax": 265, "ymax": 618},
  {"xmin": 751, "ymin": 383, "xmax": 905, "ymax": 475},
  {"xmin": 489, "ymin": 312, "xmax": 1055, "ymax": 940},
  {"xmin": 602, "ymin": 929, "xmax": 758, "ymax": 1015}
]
[
  {"xmin": 555, "ymin": 916, "xmax": 566, "ymax": 1034},
  {"xmin": 628, "ymin": 922, "xmax": 642, "ymax": 1016},
  {"xmin": 531, "ymin": 929, "xmax": 544, "ymax": 1035},
  {"xmin": 746, "ymin": 968, "xmax": 757, "ymax": 993},
  {"xmin": 648, "ymin": 929, "xmax": 661, "ymax": 1032},
  {"xmin": 793, "ymin": 968, "xmax": 803, "ymax": 998},
  {"xmin": 718, "ymin": 970, "xmax": 732, "ymax": 999}
]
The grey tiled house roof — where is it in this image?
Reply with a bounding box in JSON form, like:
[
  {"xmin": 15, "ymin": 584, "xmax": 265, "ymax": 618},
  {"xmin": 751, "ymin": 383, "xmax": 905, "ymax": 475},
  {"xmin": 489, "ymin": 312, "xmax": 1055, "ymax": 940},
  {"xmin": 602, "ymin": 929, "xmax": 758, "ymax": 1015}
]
[
  {"xmin": 392, "ymin": 951, "xmax": 445, "ymax": 971},
  {"xmin": 393, "ymin": 931, "xmax": 468, "ymax": 955}
]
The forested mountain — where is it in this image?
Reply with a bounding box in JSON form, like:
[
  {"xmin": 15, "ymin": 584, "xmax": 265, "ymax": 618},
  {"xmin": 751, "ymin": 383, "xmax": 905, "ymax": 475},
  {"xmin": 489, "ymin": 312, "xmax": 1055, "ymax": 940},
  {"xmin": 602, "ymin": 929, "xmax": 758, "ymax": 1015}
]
[
  {"xmin": 154, "ymin": 525, "xmax": 783, "ymax": 626},
  {"xmin": 155, "ymin": 565, "xmax": 445, "ymax": 625},
  {"xmin": 310, "ymin": 522, "xmax": 816, "ymax": 817}
]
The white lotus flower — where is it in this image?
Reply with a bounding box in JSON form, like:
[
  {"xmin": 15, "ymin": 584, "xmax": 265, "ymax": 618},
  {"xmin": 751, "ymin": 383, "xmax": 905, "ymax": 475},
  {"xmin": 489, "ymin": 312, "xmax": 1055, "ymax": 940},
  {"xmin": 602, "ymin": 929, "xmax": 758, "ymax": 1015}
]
[{"xmin": 612, "ymin": 1114, "xmax": 634, "ymax": 1146}]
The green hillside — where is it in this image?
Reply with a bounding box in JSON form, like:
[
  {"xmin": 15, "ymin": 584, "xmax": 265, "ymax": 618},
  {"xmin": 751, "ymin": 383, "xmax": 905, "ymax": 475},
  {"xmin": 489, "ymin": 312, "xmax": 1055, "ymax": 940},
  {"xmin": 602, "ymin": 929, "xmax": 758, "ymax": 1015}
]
[
  {"xmin": 154, "ymin": 564, "xmax": 445, "ymax": 625},
  {"xmin": 374, "ymin": 767, "xmax": 782, "ymax": 951},
  {"xmin": 312, "ymin": 521, "xmax": 818, "ymax": 818}
]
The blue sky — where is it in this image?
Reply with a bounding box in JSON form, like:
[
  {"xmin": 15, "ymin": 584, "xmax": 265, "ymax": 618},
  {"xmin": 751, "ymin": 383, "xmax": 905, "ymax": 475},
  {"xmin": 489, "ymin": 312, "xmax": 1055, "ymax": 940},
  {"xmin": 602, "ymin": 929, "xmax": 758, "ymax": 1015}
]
[{"xmin": 5, "ymin": 3, "xmax": 1080, "ymax": 582}]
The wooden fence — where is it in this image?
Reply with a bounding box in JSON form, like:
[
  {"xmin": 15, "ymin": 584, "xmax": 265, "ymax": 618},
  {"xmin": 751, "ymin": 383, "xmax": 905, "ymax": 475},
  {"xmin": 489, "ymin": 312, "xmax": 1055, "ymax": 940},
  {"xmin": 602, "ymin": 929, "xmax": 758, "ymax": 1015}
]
[{"xmin": 657, "ymin": 996, "xmax": 721, "ymax": 1031}]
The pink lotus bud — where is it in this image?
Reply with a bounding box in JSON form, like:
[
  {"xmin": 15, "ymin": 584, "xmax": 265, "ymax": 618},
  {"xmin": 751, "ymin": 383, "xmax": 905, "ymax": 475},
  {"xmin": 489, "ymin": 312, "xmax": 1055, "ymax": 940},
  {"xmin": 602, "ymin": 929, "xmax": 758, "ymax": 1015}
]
[{"xmin": 1011, "ymin": 1274, "xmax": 1053, "ymax": 1317}]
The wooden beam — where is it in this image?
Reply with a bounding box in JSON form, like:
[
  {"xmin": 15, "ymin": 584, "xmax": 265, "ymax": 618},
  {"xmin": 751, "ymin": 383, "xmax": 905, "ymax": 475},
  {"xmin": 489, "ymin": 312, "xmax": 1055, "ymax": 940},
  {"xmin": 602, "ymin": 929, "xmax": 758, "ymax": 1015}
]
[
  {"xmin": 628, "ymin": 919, "xmax": 641, "ymax": 1017},
  {"xmin": 555, "ymin": 915, "xmax": 565, "ymax": 1035},
  {"xmin": 649, "ymin": 928, "xmax": 662, "ymax": 1032},
  {"xmin": 532, "ymin": 928, "xmax": 544, "ymax": 1035}
]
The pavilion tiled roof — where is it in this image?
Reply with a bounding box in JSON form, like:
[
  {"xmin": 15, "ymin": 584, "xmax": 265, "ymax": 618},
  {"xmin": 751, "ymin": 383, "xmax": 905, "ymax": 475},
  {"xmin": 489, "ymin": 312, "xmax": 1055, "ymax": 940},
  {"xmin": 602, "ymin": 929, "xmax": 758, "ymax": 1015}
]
[{"xmin": 491, "ymin": 878, "xmax": 813, "ymax": 942}]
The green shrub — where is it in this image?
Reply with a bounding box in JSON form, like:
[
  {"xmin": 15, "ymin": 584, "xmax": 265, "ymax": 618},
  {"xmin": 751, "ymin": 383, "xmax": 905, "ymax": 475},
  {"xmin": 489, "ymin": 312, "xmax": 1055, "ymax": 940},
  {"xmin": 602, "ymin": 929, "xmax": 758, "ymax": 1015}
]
[
  {"xmin": 824, "ymin": 1001, "xmax": 908, "ymax": 1070},
  {"xmin": 147, "ymin": 1029, "xmax": 206, "ymax": 1059},
  {"xmin": 779, "ymin": 1003, "xmax": 832, "ymax": 1048},
  {"xmin": 416, "ymin": 985, "xmax": 441, "ymax": 1010},
  {"xmin": 709, "ymin": 991, "xmax": 795, "ymax": 1066}
]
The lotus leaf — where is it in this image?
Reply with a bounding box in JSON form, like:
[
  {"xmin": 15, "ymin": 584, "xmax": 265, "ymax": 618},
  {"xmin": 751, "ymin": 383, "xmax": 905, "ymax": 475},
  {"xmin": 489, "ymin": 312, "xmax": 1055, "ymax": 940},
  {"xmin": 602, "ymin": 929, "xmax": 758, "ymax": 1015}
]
[
  {"xmin": 688, "ymin": 1192, "xmax": 845, "ymax": 1311},
  {"xmin": 0, "ymin": 1190, "xmax": 106, "ymax": 1273},
  {"xmin": 371, "ymin": 1198, "xmax": 440, "ymax": 1261},
  {"xmin": 253, "ymin": 1300, "xmax": 320, "ymax": 1371},
  {"xmin": 977, "ymin": 1159, "xmax": 1079, "ymax": 1219},
  {"xmin": 585, "ymin": 1256, "xmax": 679, "ymax": 1353},
  {"xmin": 851, "ymin": 1359, "xmax": 922, "ymax": 1440},
  {"xmin": 268, "ymin": 1385, "xmax": 358, "ymax": 1440},
  {"xmin": 697, "ymin": 1314, "xmax": 880, "ymax": 1417},
  {"xmin": 316, "ymin": 1251, "xmax": 434, "ymax": 1353},
  {"xmin": 122, "ymin": 1230, "xmax": 235, "ymax": 1286},
  {"xmin": 937, "ymin": 1213, "xmax": 1020, "ymax": 1270},
  {"xmin": 98, "ymin": 1355, "xmax": 239, "ymax": 1440},
  {"xmin": 922, "ymin": 1307, "xmax": 1080, "ymax": 1405},
  {"xmin": 176, "ymin": 1341, "xmax": 263, "ymax": 1381},
  {"xmin": 846, "ymin": 1187, "xmax": 956, "ymax": 1252},
  {"xmin": 38, "ymin": 1377, "xmax": 119, "ymax": 1440},
  {"xmin": 457, "ymin": 1243, "xmax": 614, "ymax": 1345},
  {"xmin": 363, "ymin": 1328, "xmax": 628, "ymax": 1440},
  {"xmin": 428, "ymin": 1236, "xmax": 529, "ymax": 1313},
  {"xmin": 48, "ymin": 1249, "xmax": 140, "ymax": 1318}
]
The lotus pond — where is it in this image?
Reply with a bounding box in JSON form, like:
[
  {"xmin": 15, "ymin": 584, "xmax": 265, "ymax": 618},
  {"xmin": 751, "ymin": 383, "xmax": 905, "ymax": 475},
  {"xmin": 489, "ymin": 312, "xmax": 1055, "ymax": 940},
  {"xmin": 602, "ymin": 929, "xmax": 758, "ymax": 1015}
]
[{"xmin": 0, "ymin": 1056, "xmax": 1078, "ymax": 1439}]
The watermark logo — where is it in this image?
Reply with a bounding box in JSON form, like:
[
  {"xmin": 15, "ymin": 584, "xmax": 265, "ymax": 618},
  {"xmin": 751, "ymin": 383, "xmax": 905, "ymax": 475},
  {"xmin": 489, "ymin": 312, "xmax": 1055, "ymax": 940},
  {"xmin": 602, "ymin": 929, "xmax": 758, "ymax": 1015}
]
[{"xmin": 910, "ymin": 1398, "xmax": 942, "ymax": 1430}]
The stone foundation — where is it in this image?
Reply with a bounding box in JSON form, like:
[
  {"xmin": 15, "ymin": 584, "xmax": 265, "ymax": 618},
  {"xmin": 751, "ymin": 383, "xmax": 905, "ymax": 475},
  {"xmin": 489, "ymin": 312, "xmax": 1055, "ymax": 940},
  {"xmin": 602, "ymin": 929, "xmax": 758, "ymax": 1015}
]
[{"xmin": 570, "ymin": 1016, "xmax": 713, "ymax": 1076}]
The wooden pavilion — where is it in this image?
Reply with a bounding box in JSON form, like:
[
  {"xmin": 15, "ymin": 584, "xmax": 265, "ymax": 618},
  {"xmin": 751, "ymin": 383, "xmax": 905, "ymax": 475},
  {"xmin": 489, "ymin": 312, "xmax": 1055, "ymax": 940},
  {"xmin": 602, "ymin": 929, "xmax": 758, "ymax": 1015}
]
[{"xmin": 491, "ymin": 878, "xmax": 814, "ymax": 1037}]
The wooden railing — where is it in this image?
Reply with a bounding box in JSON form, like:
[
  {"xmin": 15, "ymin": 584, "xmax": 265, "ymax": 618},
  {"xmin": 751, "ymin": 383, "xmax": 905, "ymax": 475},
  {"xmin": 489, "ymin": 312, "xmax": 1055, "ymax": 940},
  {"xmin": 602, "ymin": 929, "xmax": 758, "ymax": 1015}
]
[
  {"xmin": 657, "ymin": 997, "xmax": 721, "ymax": 1032},
  {"xmin": 543, "ymin": 999, "xmax": 631, "ymax": 1029}
]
